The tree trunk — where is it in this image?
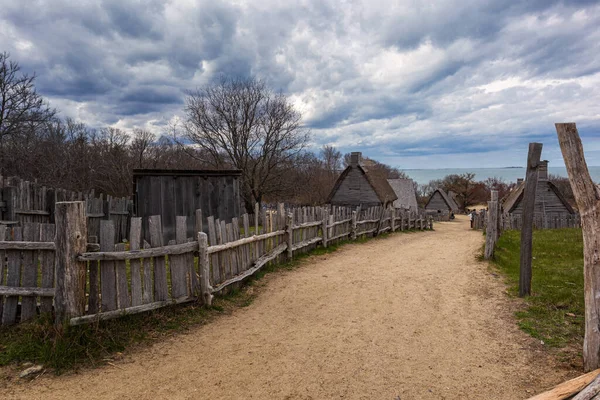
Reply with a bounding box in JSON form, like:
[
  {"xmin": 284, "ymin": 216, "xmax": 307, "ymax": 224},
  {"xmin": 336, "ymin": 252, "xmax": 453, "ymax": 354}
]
[{"xmin": 556, "ymin": 122, "xmax": 600, "ymax": 372}]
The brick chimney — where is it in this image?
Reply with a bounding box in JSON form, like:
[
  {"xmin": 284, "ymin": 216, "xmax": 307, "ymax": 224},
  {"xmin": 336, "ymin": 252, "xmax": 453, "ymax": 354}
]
[
  {"xmin": 350, "ymin": 152, "xmax": 362, "ymax": 167},
  {"xmin": 538, "ymin": 160, "xmax": 548, "ymax": 181}
]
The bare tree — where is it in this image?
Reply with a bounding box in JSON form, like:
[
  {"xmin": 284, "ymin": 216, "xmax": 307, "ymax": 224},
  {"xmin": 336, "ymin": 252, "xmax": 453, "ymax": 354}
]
[
  {"xmin": 181, "ymin": 76, "xmax": 310, "ymax": 212},
  {"xmin": 130, "ymin": 128, "xmax": 155, "ymax": 169},
  {"xmin": 0, "ymin": 52, "xmax": 55, "ymax": 173}
]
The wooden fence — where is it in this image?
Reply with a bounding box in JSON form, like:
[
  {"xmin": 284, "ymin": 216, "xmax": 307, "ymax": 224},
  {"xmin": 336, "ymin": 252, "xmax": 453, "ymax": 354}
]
[
  {"xmin": 0, "ymin": 176, "xmax": 132, "ymax": 242},
  {"xmin": 472, "ymin": 211, "xmax": 581, "ymax": 231},
  {"xmin": 0, "ymin": 202, "xmax": 432, "ymax": 326}
]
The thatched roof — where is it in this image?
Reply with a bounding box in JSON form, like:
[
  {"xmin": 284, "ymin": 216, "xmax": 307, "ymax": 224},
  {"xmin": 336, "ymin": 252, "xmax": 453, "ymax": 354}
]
[
  {"xmin": 425, "ymin": 189, "xmax": 459, "ymax": 212},
  {"xmin": 502, "ymin": 180, "xmax": 575, "ymax": 214},
  {"xmin": 387, "ymin": 179, "xmax": 418, "ymax": 210},
  {"xmin": 327, "ymin": 163, "xmax": 397, "ymax": 205}
]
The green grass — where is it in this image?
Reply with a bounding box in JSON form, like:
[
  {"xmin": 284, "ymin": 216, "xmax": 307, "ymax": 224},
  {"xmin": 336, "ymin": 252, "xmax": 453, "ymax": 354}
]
[
  {"xmin": 0, "ymin": 227, "xmax": 422, "ymax": 375},
  {"xmin": 493, "ymin": 228, "xmax": 584, "ymax": 352}
]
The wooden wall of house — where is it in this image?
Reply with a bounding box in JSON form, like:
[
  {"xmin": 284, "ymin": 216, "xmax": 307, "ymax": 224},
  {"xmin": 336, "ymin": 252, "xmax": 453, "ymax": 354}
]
[
  {"xmin": 134, "ymin": 171, "xmax": 241, "ymax": 243},
  {"xmin": 510, "ymin": 182, "xmax": 573, "ymax": 216},
  {"xmin": 425, "ymin": 191, "xmax": 450, "ymax": 212},
  {"xmin": 330, "ymin": 168, "xmax": 382, "ymax": 207}
]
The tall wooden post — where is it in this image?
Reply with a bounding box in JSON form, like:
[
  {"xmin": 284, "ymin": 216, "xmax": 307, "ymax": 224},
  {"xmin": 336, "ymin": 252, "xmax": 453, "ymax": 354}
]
[
  {"xmin": 519, "ymin": 143, "xmax": 543, "ymax": 297},
  {"xmin": 286, "ymin": 213, "xmax": 293, "ymax": 260},
  {"xmin": 322, "ymin": 210, "xmax": 328, "ymax": 248},
  {"xmin": 351, "ymin": 211, "xmax": 357, "ymax": 240},
  {"xmin": 54, "ymin": 201, "xmax": 87, "ymax": 325},
  {"xmin": 484, "ymin": 190, "xmax": 499, "ymax": 260},
  {"xmin": 390, "ymin": 207, "xmax": 396, "ymax": 232},
  {"xmin": 198, "ymin": 232, "xmax": 213, "ymax": 307},
  {"xmin": 556, "ymin": 123, "xmax": 600, "ymax": 371}
]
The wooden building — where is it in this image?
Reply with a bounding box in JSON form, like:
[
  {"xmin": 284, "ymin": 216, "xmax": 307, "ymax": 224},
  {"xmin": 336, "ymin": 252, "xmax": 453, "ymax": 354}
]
[
  {"xmin": 387, "ymin": 179, "xmax": 418, "ymax": 211},
  {"xmin": 502, "ymin": 160, "xmax": 574, "ymax": 217},
  {"xmin": 425, "ymin": 189, "xmax": 459, "ymax": 214},
  {"xmin": 327, "ymin": 152, "xmax": 397, "ymax": 208},
  {"xmin": 133, "ymin": 169, "xmax": 242, "ymax": 242}
]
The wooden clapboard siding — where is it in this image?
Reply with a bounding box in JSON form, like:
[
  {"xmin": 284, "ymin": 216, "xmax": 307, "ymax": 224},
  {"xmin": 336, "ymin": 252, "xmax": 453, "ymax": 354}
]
[
  {"xmin": 510, "ymin": 181, "xmax": 574, "ymax": 216},
  {"xmin": 133, "ymin": 169, "xmax": 242, "ymax": 244},
  {"xmin": 425, "ymin": 191, "xmax": 448, "ymax": 211},
  {"xmin": 330, "ymin": 168, "xmax": 382, "ymax": 206}
]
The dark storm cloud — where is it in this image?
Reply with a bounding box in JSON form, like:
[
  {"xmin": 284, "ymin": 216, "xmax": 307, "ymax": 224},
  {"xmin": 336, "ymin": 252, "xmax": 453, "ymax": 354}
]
[{"xmin": 0, "ymin": 0, "xmax": 598, "ymax": 167}]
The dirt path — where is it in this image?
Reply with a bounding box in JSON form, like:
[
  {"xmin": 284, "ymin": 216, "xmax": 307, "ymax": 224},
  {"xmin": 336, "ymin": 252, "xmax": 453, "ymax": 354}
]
[{"xmin": 3, "ymin": 216, "xmax": 572, "ymax": 399}]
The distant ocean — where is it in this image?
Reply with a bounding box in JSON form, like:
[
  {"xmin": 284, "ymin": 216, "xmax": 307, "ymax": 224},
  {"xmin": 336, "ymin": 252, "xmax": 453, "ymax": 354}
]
[{"xmin": 402, "ymin": 167, "xmax": 600, "ymax": 185}]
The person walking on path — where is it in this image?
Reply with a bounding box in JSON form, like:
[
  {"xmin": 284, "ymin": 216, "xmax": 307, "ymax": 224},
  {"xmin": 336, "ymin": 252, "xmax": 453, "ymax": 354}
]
[{"xmin": 469, "ymin": 210, "xmax": 476, "ymax": 228}]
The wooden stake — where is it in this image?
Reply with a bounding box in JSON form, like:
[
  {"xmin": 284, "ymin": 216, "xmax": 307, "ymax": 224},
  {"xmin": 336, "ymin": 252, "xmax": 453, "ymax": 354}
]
[
  {"xmin": 198, "ymin": 232, "xmax": 213, "ymax": 306},
  {"xmin": 54, "ymin": 201, "xmax": 87, "ymax": 325},
  {"xmin": 519, "ymin": 142, "xmax": 543, "ymax": 297},
  {"xmin": 286, "ymin": 213, "xmax": 293, "ymax": 260},
  {"xmin": 556, "ymin": 123, "xmax": 600, "ymax": 371}
]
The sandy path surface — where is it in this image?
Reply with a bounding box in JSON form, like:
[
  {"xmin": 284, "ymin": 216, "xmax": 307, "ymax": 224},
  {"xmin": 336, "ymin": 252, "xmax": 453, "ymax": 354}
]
[{"xmin": 3, "ymin": 216, "xmax": 571, "ymax": 399}]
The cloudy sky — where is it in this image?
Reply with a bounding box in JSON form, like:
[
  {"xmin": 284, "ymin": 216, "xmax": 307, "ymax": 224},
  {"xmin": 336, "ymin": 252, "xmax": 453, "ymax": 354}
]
[{"xmin": 1, "ymin": 0, "xmax": 599, "ymax": 169}]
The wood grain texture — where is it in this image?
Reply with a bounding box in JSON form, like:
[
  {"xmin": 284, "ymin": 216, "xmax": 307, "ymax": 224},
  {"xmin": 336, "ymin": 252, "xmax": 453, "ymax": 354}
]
[
  {"xmin": 519, "ymin": 142, "xmax": 543, "ymax": 297},
  {"xmin": 100, "ymin": 220, "xmax": 117, "ymax": 312},
  {"xmin": 556, "ymin": 123, "xmax": 600, "ymax": 371},
  {"xmin": 54, "ymin": 202, "xmax": 87, "ymax": 324},
  {"xmin": 149, "ymin": 215, "xmax": 168, "ymax": 302}
]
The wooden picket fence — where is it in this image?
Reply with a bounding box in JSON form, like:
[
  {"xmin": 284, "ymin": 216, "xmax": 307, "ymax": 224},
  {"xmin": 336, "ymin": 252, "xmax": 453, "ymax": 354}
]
[
  {"xmin": 0, "ymin": 202, "xmax": 432, "ymax": 326},
  {"xmin": 0, "ymin": 176, "xmax": 132, "ymax": 242},
  {"xmin": 472, "ymin": 211, "xmax": 581, "ymax": 231}
]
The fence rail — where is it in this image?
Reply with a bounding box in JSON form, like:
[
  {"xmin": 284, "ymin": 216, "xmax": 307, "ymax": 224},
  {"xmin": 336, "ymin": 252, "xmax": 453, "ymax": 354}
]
[
  {"xmin": 1, "ymin": 203, "xmax": 434, "ymax": 327},
  {"xmin": 472, "ymin": 210, "xmax": 581, "ymax": 231},
  {"xmin": 0, "ymin": 176, "xmax": 131, "ymax": 242}
]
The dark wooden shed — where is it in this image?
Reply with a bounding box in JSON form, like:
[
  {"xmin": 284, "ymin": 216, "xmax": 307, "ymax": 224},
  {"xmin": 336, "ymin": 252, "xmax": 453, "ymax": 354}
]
[
  {"xmin": 502, "ymin": 160, "xmax": 574, "ymax": 217},
  {"xmin": 327, "ymin": 152, "xmax": 397, "ymax": 208},
  {"xmin": 133, "ymin": 169, "xmax": 242, "ymax": 242},
  {"xmin": 425, "ymin": 189, "xmax": 459, "ymax": 214}
]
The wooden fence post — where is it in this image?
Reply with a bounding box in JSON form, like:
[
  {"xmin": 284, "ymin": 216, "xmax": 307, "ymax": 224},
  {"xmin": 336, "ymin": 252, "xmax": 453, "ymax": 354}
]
[
  {"xmin": 519, "ymin": 143, "xmax": 543, "ymax": 297},
  {"xmin": 198, "ymin": 232, "xmax": 213, "ymax": 307},
  {"xmin": 286, "ymin": 213, "xmax": 293, "ymax": 260},
  {"xmin": 556, "ymin": 123, "xmax": 600, "ymax": 371},
  {"xmin": 484, "ymin": 190, "xmax": 499, "ymax": 260},
  {"xmin": 54, "ymin": 201, "xmax": 87, "ymax": 326},
  {"xmin": 390, "ymin": 207, "xmax": 396, "ymax": 232},
  {"xmin": 322, "ymin": 209, "xmax": 328, "ymax": 248},
  {"xmin": 351, "ymin": 211, "xmax": 357, "ymax": 240}
]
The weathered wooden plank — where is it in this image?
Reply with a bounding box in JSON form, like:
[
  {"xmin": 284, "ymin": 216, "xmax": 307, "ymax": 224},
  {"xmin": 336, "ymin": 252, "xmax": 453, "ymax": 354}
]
[
  {"xmin": 527, "ymin": 368, "xmax": 600, "ymax": 400},
  {"xmin": 221, "ymin": 220, "xmax": 231, "ymax": 278},
  {"xmin": 114, "ymin": 243, "xmax": 130, "ymax": 309},
  {"xmin": 520, "ymin": 143, "xmax": 543, "ymax": 297},
  {"xmin": 54, "ymin": 202, "xmax": 87, "ymax": 324},
  {"xmin": 20, "ymin": 223, "xmax": 39, "ymax": 321},
  {"xmin": 0, "ymin": 241, "xmax": 55, "ymax": 250},
  {"xmin": 78, "ymin": 241, "xmax": 198, "ymax": 261},
  {"xmin": 211, "ymin": 243, "xmax": 288, "ymax": 294},
  {"xmin": 100, "ymin": 220, "xmax": 117, "ymax": 312},
  {"xmin": 207, "ymin": 216, "xmax": 220, "ymax": 285},
  {"xmin": 207, "ymin": 230, "xmax": 286, "ymax": 254},
  {"xmin": 198, "ymin": 232, "xmax": 213, "ymax": 306},
  {"xmin": 129, "ymin": 218, "xmax": 143, "ymax": 306},
  {"xmin": 226, "ymin": 223, "xmax": 238, "ymax": 276},
  {"xmin": 142, "ymin": 240, "xmax": 153, "ymax": 304},
  {"xmin": 0, "ymin": 286, "xmax": 54, "ymax": 296},
  {"xmin": 286, "ymin": 213, "xmax": 294, "ymax": 259},
  {"xmin": 149, "ymin": 215, "xmax": 168, "ymax": 302},
  {"xmin": 86, "ymin": 234, "xmax": 99, "ymax": 315},
  {"xmin": 292, "ymin": 237, "xmax": 322, "ymax": 252},
  {"xmin": 170, "ymin": 216, "xmax": 189, "ymax": 299},
  {"xmin": 2, "ymin": 227, "xmax": 22, "ymax": 325},
  {"xmin": 70, "ymin": 296, "xmax": 194, "ymax": 326},
  {"xmin": 0, "ymin": 225, "xmax": 5, "ymax": 321}
]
